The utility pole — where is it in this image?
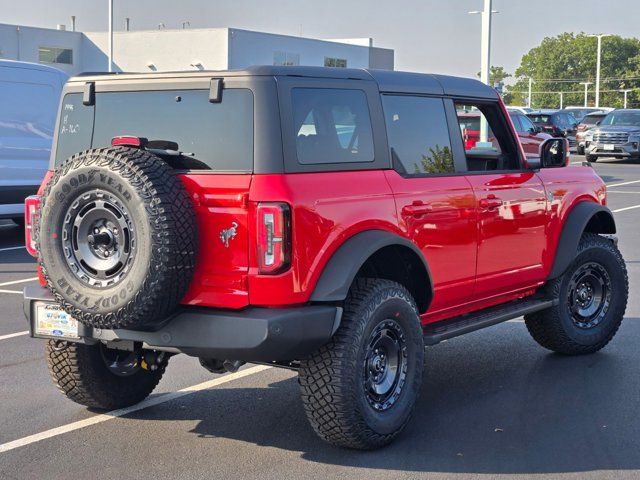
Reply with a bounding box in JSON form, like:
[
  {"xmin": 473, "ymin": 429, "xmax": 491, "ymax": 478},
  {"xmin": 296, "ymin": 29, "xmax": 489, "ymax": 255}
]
[
  {"xmin": 620, "ymin": 89, "xmax": 632, "ymax": 108},
  {"xmin": 588, "ymin": 34, "xmax": 611, "ymax": 108},
  {"xmin": 579, "ymin": 81, "xmax": 592, "ymax": 107},
  {"xmin": 469, "ymin": 0, "xmax": 498, "ymax": 142},
  {"xmin": 527, "ymin": 77, "xmax": 533, "ymax": 108},
  {"xmin": 108, "ymin": 0, "xmax": 113, "ymax": 72},
  {"xmin": 559, "ymin": 92, "xmax": 564, "ymax": 109}
]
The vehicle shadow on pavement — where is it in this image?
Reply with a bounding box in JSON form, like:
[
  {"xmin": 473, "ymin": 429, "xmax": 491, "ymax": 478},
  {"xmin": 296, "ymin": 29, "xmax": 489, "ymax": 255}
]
[{"xmin": 126, "ymin": 320, "xmax": 640, "ymax": 475}]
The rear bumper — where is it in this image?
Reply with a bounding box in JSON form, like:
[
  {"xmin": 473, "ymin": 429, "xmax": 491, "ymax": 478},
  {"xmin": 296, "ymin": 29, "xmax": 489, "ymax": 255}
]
[{"xmin": 24, "ymin": 285, "xmax": 342, "ymax": 362}]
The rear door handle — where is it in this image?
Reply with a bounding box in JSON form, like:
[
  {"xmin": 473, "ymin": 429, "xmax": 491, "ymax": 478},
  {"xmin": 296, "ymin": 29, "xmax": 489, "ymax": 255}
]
[
  {"xmin": 479, "ymin": 195, "xmax": 503, "ymax": 209},
  {"xmin": 402, "ymin": 203, "xmax": 433, "ymax": 216}
]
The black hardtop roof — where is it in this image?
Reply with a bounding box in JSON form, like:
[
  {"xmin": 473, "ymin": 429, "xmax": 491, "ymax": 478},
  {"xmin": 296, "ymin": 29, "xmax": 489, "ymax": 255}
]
[{"xmin": 69, "ymin": 65, "xmax": 498, "ymax": 99}]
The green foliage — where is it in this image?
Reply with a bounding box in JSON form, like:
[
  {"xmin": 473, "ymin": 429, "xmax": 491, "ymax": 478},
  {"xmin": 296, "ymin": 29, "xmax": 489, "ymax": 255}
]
[
  {"xmin": 416, "ymin": 145, "xmax": 454, "ymax": 174},
  {"xmin": 508, "ymin": 33, "xmax": 640, "ymax": 108},
  {"xmin": 477, "ymin": 65, "xmax": 512, "ymax": 86}
]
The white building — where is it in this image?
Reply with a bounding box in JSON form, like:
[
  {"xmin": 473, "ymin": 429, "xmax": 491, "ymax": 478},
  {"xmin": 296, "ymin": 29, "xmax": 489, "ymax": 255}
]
[{"xmin": 0, "ymin": 23, "xmax": 393, "ymax": 76}]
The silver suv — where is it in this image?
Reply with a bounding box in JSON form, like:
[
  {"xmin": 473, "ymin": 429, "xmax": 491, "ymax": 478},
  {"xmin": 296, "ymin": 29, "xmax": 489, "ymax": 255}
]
[{"xmin": 585, "ymin": 109, "xmax": 640, "ymax": 162}]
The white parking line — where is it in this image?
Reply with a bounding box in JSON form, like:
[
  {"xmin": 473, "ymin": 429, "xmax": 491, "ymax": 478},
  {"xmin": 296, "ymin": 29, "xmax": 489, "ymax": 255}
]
[
  {"xmin": 607, "ymin": 179, "xmax": 640, "ymax": 188},
  {"xmin": 0, "ymin": 277, "xmax": 38, "ymax": 287},
  {"xmin": 0, "ymin": 364, "xmax": 271, "ymax": 454},
  {"xmin": 0, "ymin": 289, "xmax": 21, "ymax": 294},
  {"xmin": 607, "ymin": 190, "xmax": 640, "ymax": 194},
  {"xmin": 0, "ymin": 246, "xmax": 25, "ymax": 252},
  {"xmin": 0, "ymin": 330, "xmax": 29, "ymax": 341},
  {"xmin": 613, "ymin": 204, "xmax": 640, "ymax": 213}
]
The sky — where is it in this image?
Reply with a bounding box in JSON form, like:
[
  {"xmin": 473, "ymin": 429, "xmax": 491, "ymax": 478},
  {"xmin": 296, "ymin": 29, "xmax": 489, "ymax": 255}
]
[{"xmin": 2, "ymin": 0, "xmax": 640, "ymax": 79}]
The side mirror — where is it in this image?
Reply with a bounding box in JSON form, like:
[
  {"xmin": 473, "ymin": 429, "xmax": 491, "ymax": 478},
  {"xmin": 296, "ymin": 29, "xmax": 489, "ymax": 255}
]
[
  {"xmin": 534, "ymin": 125, "xmax": 542, "ymax": 133},
  {"xmin": 539, "ymin": 137, "xmax": 569, "ymax": 168},
  {"xmin": 595, "ymin": 120, "xmax": 601, "ymax": 125}
]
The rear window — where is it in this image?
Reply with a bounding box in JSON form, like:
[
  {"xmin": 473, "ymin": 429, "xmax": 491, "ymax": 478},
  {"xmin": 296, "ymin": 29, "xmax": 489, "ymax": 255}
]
[
  {"xmin": 291, "ymin": 88, "xmax": 374, "ymax": 165},
  {"xmin": 55, "ymin": 89, "xmax": 254, "ymax": 171},
  {"xmin": 528, "ymin": 114, "xmax": 551, "ymax": 124}
]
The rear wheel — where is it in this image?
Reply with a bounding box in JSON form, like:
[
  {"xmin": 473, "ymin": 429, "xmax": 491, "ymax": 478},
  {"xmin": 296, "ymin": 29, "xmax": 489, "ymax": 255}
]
[
  {"xmin": 524, "ymin": 234, "xmax": 628, "ymax": 355},
  {"xmin": 299, "ymin": 278, "xmax": 424, "ymax": 449},
  {"xmin": 46, "ymin": 340, "xmax": 167, "ymax": 410},
  {"xmin": 586, "ymin": 154, "xmax": 598, "ymax": 162},
  {"xmin": 576, "ymin": 145, "xmax": 585, "ymax": 155}
]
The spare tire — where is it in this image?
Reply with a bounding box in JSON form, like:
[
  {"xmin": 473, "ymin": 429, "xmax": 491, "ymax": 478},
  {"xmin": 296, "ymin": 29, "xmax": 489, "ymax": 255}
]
[{"xmin": 38, "ymin": 147, "xmax": 197, "ymax": 330}]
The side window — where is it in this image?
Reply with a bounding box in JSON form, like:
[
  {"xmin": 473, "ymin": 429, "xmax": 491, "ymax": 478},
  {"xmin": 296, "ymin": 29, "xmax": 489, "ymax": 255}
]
[
  {"xmin": 510, "ymin": 114, "xmax": 524, "ymax": 133},
  {"xmin": 291, "ymin": 88, "xmax": 374, "ymax": 165},
  {"xmin": 381, "ymin": 95, "xmax": 454, "ymax": 176},
  {"xmin": 519, "ymin": 114, "xmax": 536, "ymax": 133},
  {"xmin": 453, "ymin": 101, "xmax": 521, "ymax": 172},
  {"xmin": 456, "ymin": 106, "xmax": 502, "ymax": 154}
]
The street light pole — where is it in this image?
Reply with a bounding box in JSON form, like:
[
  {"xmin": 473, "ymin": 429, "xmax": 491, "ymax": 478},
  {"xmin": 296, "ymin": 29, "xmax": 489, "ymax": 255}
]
[
  {"xmin": 559, "ymin": 91, "xmax": 564, "ymax": 109},
  {"xmin": 469, "ymin": 0, "xmax": 498, "ymax": 142},
  {"xmin": 588, "ymin": 34, "xmax": 611, "ymax": 108},
  {"xmin": 579, "ymin": 81, "xmax": 592, "ymax": 107},
  {"xmin": 527, "ymin": 77, "xmax": 533, "ymax": 108},
  {"xmin": 620, "ymin": 89, "xmax": 632, "ymax": 108},
  {"xmin": 108, "ymin": 0, "xmax": 113, "ymax": 72}
]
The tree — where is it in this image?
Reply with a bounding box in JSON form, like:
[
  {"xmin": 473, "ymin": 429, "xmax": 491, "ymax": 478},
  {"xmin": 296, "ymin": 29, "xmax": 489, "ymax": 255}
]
[
  {"xmin": 509, "ymin": 33, "xmax": 640, "ymax": 108},
  {"xmin": 477, "ymin": 65, "xmax": 512, "ymax": 87}
]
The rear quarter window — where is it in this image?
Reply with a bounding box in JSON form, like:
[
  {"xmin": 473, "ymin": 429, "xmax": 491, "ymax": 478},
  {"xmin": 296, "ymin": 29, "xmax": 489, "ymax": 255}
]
[{"xmin": 291, "ymin": 88, "xmax": 374, "ymax": 165}]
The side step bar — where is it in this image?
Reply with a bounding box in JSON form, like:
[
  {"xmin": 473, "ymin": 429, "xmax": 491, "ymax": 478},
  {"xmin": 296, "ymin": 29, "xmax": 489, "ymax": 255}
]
[{"xmin": 423, "ymin": 297, "xmax": 556, "ymax": 346}]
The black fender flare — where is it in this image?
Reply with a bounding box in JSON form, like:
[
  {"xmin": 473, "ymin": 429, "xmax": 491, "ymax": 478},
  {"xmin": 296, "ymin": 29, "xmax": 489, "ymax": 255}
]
[
  {"xmin": 548, "ymin": 202, "xmax": 616, "ymax": 279},
  {"xmin": 309, "ymin": 230, "xmax": 433, "ymax": 309}
]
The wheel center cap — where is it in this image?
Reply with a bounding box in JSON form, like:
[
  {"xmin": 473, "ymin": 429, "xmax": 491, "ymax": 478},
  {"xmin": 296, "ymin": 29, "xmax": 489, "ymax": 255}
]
[{"xmin": 88, "ymin": 230, "xmax": 114, "ymax": 247}]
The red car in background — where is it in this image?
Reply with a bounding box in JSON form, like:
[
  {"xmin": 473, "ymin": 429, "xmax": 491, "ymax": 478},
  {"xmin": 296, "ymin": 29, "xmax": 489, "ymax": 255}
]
[{"xmin": 457, "ymin": 111, "xmax": 551, "ymax": 155}]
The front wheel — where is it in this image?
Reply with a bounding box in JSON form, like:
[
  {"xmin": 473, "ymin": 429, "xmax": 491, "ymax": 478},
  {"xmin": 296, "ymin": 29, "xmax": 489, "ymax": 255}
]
[
  {"xmin": 299, "ymin": 279, "xmax": 424, "ymax": 450},
  {"xmin": 576, "ymin": 145, "xmax": 585, "ymax": 155},
  {"xmin": 524, "ymin": 234, "xmax": 628, "ymax": 355},
  {"xmin": 46, "ymin": 341, "xmax": 168, "ymax": 410},
  {"xmin": 586, "ymin": 154, "xmax": 598, "ymax": 162}
]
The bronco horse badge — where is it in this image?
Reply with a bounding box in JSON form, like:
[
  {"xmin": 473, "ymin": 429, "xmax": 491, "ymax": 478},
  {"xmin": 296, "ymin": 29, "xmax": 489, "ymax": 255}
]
[{"xmin": 219, "ymin": 222, "xmax": 238, "ymax": 248}]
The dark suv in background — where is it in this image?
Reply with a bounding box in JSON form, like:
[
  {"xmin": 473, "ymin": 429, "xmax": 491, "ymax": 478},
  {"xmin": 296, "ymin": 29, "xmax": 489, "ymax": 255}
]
[{"xmin": 528, "ymin": 109, "xmax": 579, "ymax": 148}]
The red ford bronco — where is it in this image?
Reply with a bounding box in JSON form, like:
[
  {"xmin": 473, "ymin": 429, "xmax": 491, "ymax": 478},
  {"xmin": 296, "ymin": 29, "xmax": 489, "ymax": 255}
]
[{"xmin": 24, "ymin": 66, "xmax": 628, "ymax": 450}]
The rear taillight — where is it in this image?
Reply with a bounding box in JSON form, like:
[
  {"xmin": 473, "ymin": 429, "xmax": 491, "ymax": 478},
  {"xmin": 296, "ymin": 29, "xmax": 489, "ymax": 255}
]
[
  {"xmin": 257, "ymin": 202, "xmax": 291, "ymax": 274},
  {"xmin": 25, "ymin": 195, "xmax": 41, "ymax": 257}
]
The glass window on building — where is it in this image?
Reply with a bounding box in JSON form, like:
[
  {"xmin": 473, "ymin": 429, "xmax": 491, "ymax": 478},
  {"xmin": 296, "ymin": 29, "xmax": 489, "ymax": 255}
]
[
  {"xmin": 324, "ymin": 57, "xmax": 348, "ymax": 68},
  {"xmin": 39, "ymin": 47, "xmax": 73, "ymax": 65},
  {"xmin": 273, "ymin": 51, "xmax": 300, "ymax": 66}
]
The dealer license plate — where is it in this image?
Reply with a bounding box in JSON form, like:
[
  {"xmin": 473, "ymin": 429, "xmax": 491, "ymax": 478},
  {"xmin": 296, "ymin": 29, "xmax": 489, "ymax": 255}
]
[
  {"xmin": 35, "ymin": 303, "xmax": 79, "ymax": 339},
  {"xmin": 603, "ymin": 144, "xmax": 615, "ymax": 151}
]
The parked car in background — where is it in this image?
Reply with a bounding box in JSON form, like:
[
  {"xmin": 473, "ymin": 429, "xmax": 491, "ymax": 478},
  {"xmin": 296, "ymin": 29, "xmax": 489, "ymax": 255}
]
[
  {"xmin": 585, "ymin": 109, "xmax": 640, "ymax": 162},
  {"xmin": 564, "ymin": 106, "xmax": 606, "ymax": 123},
  {"xmin": 576, "ymin": 111, "xmax": 607, "ymax": 154},
  {"xmin": 0, "ymin": 60, "xmax": 67, "ymax": 226},
  {"xmin": 527, "ymin": 109, "xmax": 578, "ymax": 148},
  {"xmin": 509, "ymin": 111, "xmax": 553, "ymax": 155},
  {"xmin": 507, "ymin": 106, "xmax": 534, "ymax": 115}
]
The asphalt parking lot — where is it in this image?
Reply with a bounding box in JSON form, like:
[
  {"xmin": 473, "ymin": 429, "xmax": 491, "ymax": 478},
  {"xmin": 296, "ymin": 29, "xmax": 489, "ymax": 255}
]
[{"xmin": 1, "ymin": 155, "xmax": 639, "ymax": 480}]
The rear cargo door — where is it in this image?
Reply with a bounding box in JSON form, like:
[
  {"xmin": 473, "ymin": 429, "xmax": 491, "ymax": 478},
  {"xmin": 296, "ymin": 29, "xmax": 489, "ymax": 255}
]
[{"xmin": 53, "ymin": 81, "xmax": 256, "ymax": 308}]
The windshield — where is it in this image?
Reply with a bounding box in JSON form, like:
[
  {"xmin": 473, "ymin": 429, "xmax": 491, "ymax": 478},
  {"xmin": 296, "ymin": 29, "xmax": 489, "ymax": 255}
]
[
  {"xmin": 582, "ymin": 114, "xmax": 605, "ymax": 126},
  {"xmin": 601, "ymin": 111, "xmax": 640, "ymax": 127}
]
